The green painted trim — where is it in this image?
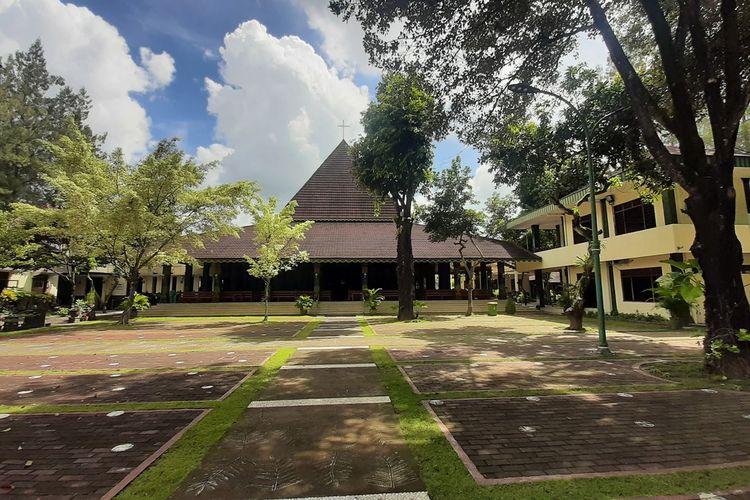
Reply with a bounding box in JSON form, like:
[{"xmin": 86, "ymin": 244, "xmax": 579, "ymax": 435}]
[
  {"xmin": 662, "ymin": 189, "xmax": 678, "ymax": 225},
  {"xmin": 607, "ymin": 262, "xmax": 618, "ymax": 315}
]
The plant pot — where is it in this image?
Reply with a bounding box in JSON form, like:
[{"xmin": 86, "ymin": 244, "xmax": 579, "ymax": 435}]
[
  {"xmin": 2, "ymin": 316, "xmax": 20, "ymax": 332},
  {"xmin": 22, "ymin": 313, "xmax": 46, "ymax": 329},
  {"xmin": 668, "ymin": 312, "xmax": 683, "ymax": 330},
  {"xmin": 564, "ymin": 308, "xmax": 585, "ymax": 331}
]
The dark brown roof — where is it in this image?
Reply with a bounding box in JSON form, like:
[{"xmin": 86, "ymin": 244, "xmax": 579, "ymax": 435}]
[
  {"xmin": 289, "ymin": 140, "xmax": 398, "ymax": 221},
  {"xmin": 191, "ymin": 222, "xmax": 540, "ymax": 262}
]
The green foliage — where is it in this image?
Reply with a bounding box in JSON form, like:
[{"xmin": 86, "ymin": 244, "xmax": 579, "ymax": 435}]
[
  {"xmin": 0, "ymin": 40, "xmax": 102, "ymax": 209},
  {"xmin": 483, "ymin": 192, "xmax": 522, "ymax": 243},
  {"xmin": 118, "ymin": 293, "xmax": 151, "ymax": 312},
  {"xmin": 650, "ymin": 259, "xmax": 703, "ymax": 328},
  {"xmin": 351, "ymin": 72, "xmax": 446, "ymax": 321},
  {"xmin": 504, "ymin": 298, "xmax": 516, "ymax": 315},
  {"xmin": 244, "ymin": 197, "xmax": 313, "ymax": 321},
  {"xmin": 351, "ymin": 72, "xmax": 446, "ymax": 209},
  {"xmin": 363, "ymin": 288, "xmax": 385, "ymax": 313},
  {"xmin": 294, "ymin": 295, "xmax": 315, "ymax": 315},
  {"xmin": 90, "ymin": 139, "xmax": 258, "ymax": 324},
  {"xmin": 422, "ymin": 157, "xmax": 484, "ymax": 316},
  {"xmin": 414, "ymin": 300, "xmax": 427, "ymax": 319},
  {"xmin": 1, "ymin": 290, "xmax": 54, "ymax": 317}
]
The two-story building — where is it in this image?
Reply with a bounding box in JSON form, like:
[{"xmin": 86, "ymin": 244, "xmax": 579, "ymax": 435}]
[{"xmin": 507, "ymin": 149, "xmax": 750, "ymax": 323}]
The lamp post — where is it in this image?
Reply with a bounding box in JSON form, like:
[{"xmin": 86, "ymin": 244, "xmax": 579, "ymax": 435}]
[{"xmin": 508, "ymin": 82, "xmax": 611, "ymax": 354}]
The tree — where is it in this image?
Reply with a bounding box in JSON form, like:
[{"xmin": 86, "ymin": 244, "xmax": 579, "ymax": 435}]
[
  {"xmin": 0, "ymin": 126, "xmax": 103, "ymax": 306},
  {"xmin": 94, "ymin": 139, "xmax": 258, "ymax": 324},
  {"xmin": 331, "ymin": 1, "xmax": 750, "ymax": 376},
  {"xmin": 483, "ymin": 192, "xmax": 524, "ymax": 244},
  {"xmin": 0, "ymin": 40, "xmax": 102, "ymax": 209},
  {"xmin": 422, "ymin": 158, "xmax": 485, "ymax": 316},
  {"xmin": 244, "ymin": 198, "xmax": 313, "ymax": 322},
  {"xmin": 350, "ymin": 72, "xmax": 446, "ymax": 321}
]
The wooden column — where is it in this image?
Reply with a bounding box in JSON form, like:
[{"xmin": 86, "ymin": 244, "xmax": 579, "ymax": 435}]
[
  {"xmin": 160, "ymin": 265, "xmax": 171, "ymax": 301},
  {"xmin": 211, "ymin": 263, "xmax": 221, "ymax": 302},
  {"xmin": 361, "ymin": 263, "xmax": 368, "ymax": 290},
  {"xmin": 184, "ymin": 264, "xmax": 193, "ymax": 292},
  {"xmin": 497, "ymin": 262, "xmax": 506, "ymax": 298},
  {"xmin": 200, "ymin": 265, "xmax": 211, "ymax": 292},
  {"xmin": 452, "ymin": 262, "xmax": 461, "ymax": 290},
  {"xmin": 479, "ymin": 262, "xmax": 488, "ymax": 290},
  {"xmin": 313, "ymin": 263, "xmax": 321, "ymax": 300},
  {"xmin": 534, "ymin": 269, "xmax": 545, "ymax": 308}
]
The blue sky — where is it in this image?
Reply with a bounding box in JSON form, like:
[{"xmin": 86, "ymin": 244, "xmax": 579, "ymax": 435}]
[{"xmin": 0, "ymin": 0, "xmax": 606, "ymax": 205}]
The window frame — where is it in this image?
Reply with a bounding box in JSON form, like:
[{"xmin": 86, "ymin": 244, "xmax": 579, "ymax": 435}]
[
  {"xmin": 620, "ymin": 267, "xmax": 662, "ymax": 302},
  {"xmin": 613, "ymin": 198, "xmax": 657, "ymax": 235}
]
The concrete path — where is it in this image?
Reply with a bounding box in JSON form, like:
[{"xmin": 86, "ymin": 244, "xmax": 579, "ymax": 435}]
[{"xmin": 173, "ymin": 319, "xmax": 428, "ymax": 499}]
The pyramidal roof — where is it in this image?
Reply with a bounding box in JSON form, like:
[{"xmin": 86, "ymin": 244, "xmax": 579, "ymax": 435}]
[{"xmin": 290, "ymin": 140, "xmax": 398, "ymax": 222}]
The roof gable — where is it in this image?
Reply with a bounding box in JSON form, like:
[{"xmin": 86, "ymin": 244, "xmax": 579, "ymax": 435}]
[{"xmin": 290, "ymin": 140, "xmax": 398, "ymax": 221}]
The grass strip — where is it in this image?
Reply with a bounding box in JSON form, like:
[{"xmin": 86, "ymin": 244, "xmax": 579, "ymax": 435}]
[
  {"xmin": 116, "ymin": 347, "xmax": 295, "ymax": 500},
  {"xmin": 293, "ymin": 318, "xmax": 321, "ymax": 339},
  {"xmin": 358, "ymin": 317, "xmax": 377, "ymax": 337},
  {"xmin": 370, "ymin": 344, "xmax": 750, "ymax": 499}
]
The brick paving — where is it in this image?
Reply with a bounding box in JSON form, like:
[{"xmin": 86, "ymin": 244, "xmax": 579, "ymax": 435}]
[
  {"xmin": 0, "ymin": 349, "xmax": 274, "ymax": 371},
  {"xmin": 427, "ymin": 390, "xmax": 750, "ymax": 484},
  {"xmin": 400, "ymin": 360, "xmax": 670, "ymax": 393},
  {"xmin": 387, "ymin": 336, "xmax": 701, "ymax": 361},
  {"xmin": 0, "ymin": 370, "xmax": 251, "ymax": 404},
  {"xmin": 0, "ymin": 409, "xmax": 204, "ymax": 497}
]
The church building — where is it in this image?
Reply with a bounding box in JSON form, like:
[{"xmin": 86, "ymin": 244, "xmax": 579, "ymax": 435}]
[{"xmin": 170, "ymin": 140, "xmax": 538, "ymax": 305}]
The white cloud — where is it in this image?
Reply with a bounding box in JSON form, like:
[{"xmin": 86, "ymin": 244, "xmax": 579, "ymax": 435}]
[
  {"xmin": 470, "ymin": 163, "xmax": 514, "ymax": 209},
  {"xmin": 292, "ymin": 0, "xmax": 378, "ymax": 77},
  {"xmin": 204, "ymin": 19, "xmax": 370, "ymax": 202},
  {"xmin": 139, "ymin": 47, "xmax": 176, "ymax": 88},
  {"xmin": 0, "ymin": 0, "xmax": 172, "ymax": 159},
  {"xmin": 195, "ymin": 143, "xmax": 234, "ymax": 186}
]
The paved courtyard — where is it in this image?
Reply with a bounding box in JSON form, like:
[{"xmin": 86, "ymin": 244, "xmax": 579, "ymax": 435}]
[{"xmin": 0, "ymin": 312, "xmax": 745, "ymax": 498}]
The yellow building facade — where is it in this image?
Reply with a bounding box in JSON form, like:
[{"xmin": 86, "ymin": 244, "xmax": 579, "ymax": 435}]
[{"xmin": 507, "ymin": 160, "xmax": 750, "ymax": 324}]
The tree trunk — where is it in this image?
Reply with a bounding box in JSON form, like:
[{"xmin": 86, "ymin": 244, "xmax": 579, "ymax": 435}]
[
  {"xmin": 119, "ymin": 273, "xmax": 137, "ymax": 325},
  {"xmin": 396, "ymin": 219, "xmax": 415, "ymax": 321},
  {"xmin": 263, "ymin": 280, "xmax": 270, "ymax": 322},
  {"xmin": 685, "ymin": 177, "xmax": 750, "ymax": 377},
  {"xmin": 464, "ymin": 260, "xmax": 474, "ymax": 316}
]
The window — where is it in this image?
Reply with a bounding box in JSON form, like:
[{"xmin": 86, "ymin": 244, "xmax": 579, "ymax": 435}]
[
  {"xmin": 572, "ymin": 214, "xmax": 592, "ymax": 244},
  {"xmin": 31, "ymin": 275, "xmax": 48, "ymax": 292},
  {"xmin": 620, "ymin": 267, "xmax": 662, "ymax": 302},
  {"xmin": 742, "ymin": 178, "xmax": 750, "ymax": 213},
  {"xmin": 614, "ymin": 198, "xmax": 656, "ymax": 234}
]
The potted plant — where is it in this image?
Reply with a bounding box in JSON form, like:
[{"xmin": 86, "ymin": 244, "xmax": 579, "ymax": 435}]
[
  {"xmin": 650, "ymin": 259, "xmax": 703, "ymax": 329},
  {"xmin": 0, "ymin": 289, "xmax": 20, "ymax": 332},
  {"xmin": 295, "ymin": 295, "xmax": 315, "ymax": 315},
  {"xmin": 363, "ymin": 288, "xmax": 384, "ymax": 313},
  {"xmin": 118, "ymin": 292, "xmax": 151, "ymax": 319}
]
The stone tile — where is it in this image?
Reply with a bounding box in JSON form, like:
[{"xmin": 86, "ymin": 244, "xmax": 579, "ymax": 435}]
[
  {"xmin": 427, "ymin": 390, "xmax": 750, "ymax": 484},
  {"xmin": 401, "ymin": 360, "xmax": 669, "ymax": 393},
  {"xmin": 0, "ymin": 410, "xmax": 203, "ymax": 497}
]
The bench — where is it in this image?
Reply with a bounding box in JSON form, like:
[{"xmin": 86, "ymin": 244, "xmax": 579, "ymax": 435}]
[
  {"xmin": 424, "ymin": 289, "xmax": 457, "ymax": 300},
  {"xmin": 269, "ymin": 290, "xmax": 314, "ymax": 302},
  {"xmin": 220, "ymin": 291, "xmax": 257, "ymax": 302},
  {"xmin": 180, "ymin": 291, "xmax": 214, "ymax": 303}
]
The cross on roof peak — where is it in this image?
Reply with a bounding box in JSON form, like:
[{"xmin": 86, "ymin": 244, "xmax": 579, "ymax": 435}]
[{"xmin": 337, "ymin": 119, "xmax": 350, "ymax": 141}]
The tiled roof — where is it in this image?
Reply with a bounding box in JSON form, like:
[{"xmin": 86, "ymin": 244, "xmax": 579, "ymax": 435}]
[
  {"xmin": 191, "ymin": 222, "xmax": 540, "ymax": 262},
  {"xmin": 289, "ymin": 140, "xmax": 399, "ymax": 221}
]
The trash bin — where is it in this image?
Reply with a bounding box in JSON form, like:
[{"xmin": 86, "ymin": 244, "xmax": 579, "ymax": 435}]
[
  {"xmin": 169, "ymin": 290, "xmax": 177, "ymax": 304},
  {"xmin": 487, "ymin": 301, "xmax": 498, "ymax": 316}
]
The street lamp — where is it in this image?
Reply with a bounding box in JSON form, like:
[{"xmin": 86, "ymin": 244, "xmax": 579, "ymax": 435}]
[{"xmin": 508, "ymin": 82, "xmax": 611, "ymax": 354}]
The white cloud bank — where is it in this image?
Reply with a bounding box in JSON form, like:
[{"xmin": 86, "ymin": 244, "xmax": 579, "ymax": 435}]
[
  {"xmin": 204, "ymin": 19, "xmax": 370, "ymax": 201},
  {"xmin": 140, "ymin": 47, "xmax": 176, "ymax": 89},
  {"xmin": 0, "ymin": 0, "xmax": 175, "ymax": 159},
  {"xmin": 293, "ymin": 0, "xmax": 379, "ymax": 77}
]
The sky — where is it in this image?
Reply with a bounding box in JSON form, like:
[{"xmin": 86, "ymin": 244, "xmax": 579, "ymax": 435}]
[{"xmin": 0, "ymin": 0, "xmax": 610, "ymax": 208}]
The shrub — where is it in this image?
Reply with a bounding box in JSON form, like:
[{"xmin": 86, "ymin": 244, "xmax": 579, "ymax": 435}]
[
  {"xmin": 414, "ymin": 300, "xmax": 427, "ymax": 319},
  {"xmin": 295, "ymin": 295, "xmax": 315, "ymax": 315},
  {"xmin": 504, "ymin": 298, "xmax": 516, "ymax": 315},
  {"xmin": 118, "ymin": 293, "xmax": 151, "ymax": 313},
  {"xmin": 363, "ymin": 288, "xmax": 385, "ymax": 313}
]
